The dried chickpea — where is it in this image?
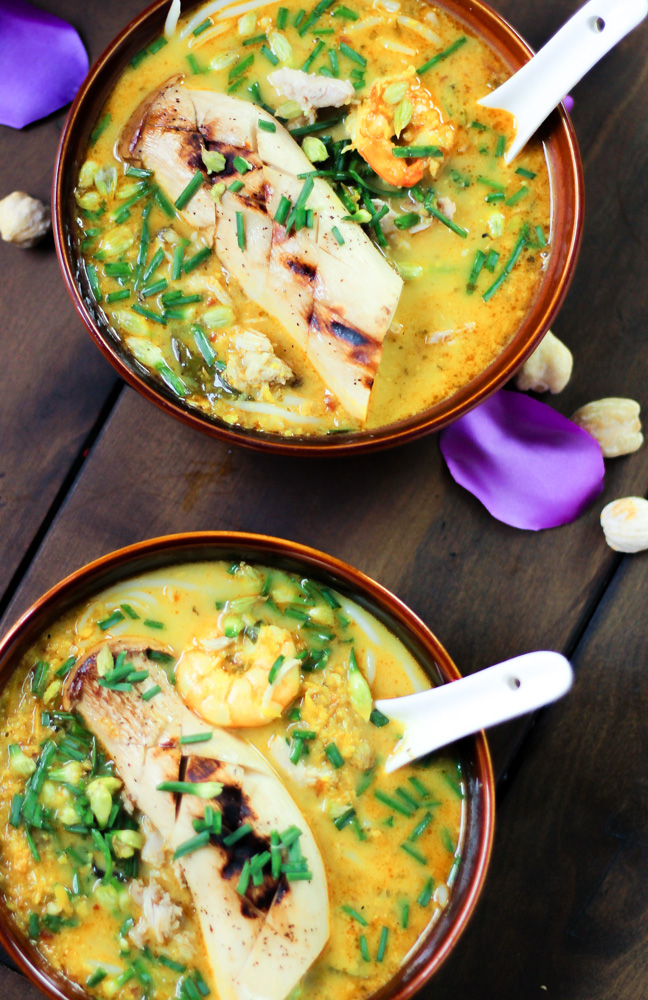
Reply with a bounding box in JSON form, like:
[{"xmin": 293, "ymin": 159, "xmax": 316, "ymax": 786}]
[
  {"xmin": 514, "ymin": 330, "xmax": 573, "ymax": 394},
  {"xmin": 571, "ymin": 398, "xmax": 643, "ymax": 458},
  {"xmin": 600, "ymin": 497, "xmax": 648, "ymax": 553},
  {"xmin": 0, "ymin": 191, "xmax": 50, "ymax": 248}
]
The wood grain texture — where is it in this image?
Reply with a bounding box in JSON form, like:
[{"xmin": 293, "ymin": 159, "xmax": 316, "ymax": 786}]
[{"xmin": 0, "ymin": 965, "xmax": 43, "ymax": 1000}]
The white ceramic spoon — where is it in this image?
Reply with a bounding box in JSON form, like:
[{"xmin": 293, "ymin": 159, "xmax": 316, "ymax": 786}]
[
  {"xmin": 478, "ymin": 0, "xmax": 648, "ymax": 163},
  {"xmin": 375, "ymin": 650, "xmax": 573, "ymax": 773}
]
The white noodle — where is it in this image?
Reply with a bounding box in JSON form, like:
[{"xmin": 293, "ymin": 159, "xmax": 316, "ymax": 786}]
[
  {"xmin": 382, "ymin": 40, "xmax": 415, "ymax": 54},
  {"xmin": 337, "ymin": 597, "xmax": 382, "ymax": 645},
  {"xmin": 396, "ymin": 15, "xmax": 440, "ymax": 42},
  {"xmin": 164, "ymin": 0, "xmax": 181, "ymax": 38},
  {"xmin": 364, "ymin": 647, "xmax": 376, "ymax": 684},
  {"xmin": 349, "ymin": 16, "xmax": 383, "ymax": 30},
  {"xmin": 181, "ymin": 0, "xmax": 268, "ymax": 36},
  {"xmin": 188, "ymin": 22, "xmax": 228, "ymax": 46},
  {"xmin": 228, "ymin": 400, "xmax": 323, "ymax": 424},
  {"xmin": 373, "ymin": 0, "xmax": 400, "ymax": 10}
]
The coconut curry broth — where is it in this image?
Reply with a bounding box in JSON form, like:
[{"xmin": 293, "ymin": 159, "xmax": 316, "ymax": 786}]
[
  {"xmin": 0, "ymin": 561, "xmax": 465, "ymax": 999},
  {"xmin": 73, "ymin": 0, "xmax": 551, "ymax": 436}
]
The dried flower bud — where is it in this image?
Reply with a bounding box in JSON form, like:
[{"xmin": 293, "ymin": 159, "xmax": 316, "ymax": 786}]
[
  {"xmin": 515, "ymin": 330, "xmax": 573, "ymax": 394},
  {"xmin": 571, "ymin": 398, "xmax": 643, "ymax": 458},
  {"xmin": 0, "ymin": 191, "xmax": 50, "ymax": 248},
  {"xmin": 600, "ymin": 497, "xmax": 648, "ymax": 553}
]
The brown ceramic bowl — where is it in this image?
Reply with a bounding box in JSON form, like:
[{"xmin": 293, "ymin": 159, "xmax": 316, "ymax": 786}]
[
  {"xmin": 53, "ymin": 0, "xmax": 583, "ymax": 457},
  {"xmin": 0, "ymin": 532, "xmax": 493, "ymax": 1000}
]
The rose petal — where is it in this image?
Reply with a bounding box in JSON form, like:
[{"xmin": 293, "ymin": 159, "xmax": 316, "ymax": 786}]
[
  {"xmin": 440, "ymin": 391, "xmax": 604, "ymax": 530},
  {"xmin": 0, "ymin": 0, "xmax": 88, "ymax": 129}
]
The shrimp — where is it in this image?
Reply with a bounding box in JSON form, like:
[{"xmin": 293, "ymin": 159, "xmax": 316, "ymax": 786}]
[
  {"xmin": 175, "ymin": 624, "xmax": 301, "ymax": 727},
  {"xmin": 348, "ymin": 70, "xmax": 455, "ymax": 188}
]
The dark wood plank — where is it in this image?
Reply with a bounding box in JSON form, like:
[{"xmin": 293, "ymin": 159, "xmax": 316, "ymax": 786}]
[
  {"xmin": 0, "ymin": 966, "xmax": 42, "ymax": 1000},
  {"xmin": 428, "ymin": 540, "xmax": 648, "ymax": 999}
]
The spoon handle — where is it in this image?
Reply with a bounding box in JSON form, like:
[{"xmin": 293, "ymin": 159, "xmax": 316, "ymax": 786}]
[
  {"xmin": 478, "ymin": 0, "xmax": 648, "ymax": 162},
  {"xmin": 377, "ymin": 651, "xmax": 573, "ymax": 772}
]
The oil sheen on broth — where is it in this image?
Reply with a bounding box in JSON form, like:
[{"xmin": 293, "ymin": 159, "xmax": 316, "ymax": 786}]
[
  {"xmin": 0, "ymin": 561, "xmax": 465, "ymax": 1000},
  {"xmin": 74, "ymin": 0, "xmax": 551, "ymax": 437}
]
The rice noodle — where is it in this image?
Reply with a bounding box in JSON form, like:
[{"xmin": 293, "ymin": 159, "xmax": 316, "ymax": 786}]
[
  {"xmin": 396, "ymin": 15, "xmax": 440, "ymax": 42},
  {"xmin": 164, "ymin": 0, "xmax": 181, "ymax": 38},
  {"xmin": 373, "ymin": 0, "xmax": 400, "ymax": 10},
  {"xmin": 188, "ymin": 22, "xmax": 229, "ymax": 47},
  {"xmin": 228, "ymin": 400, "xmax": 323, "ymax": 424},
  {"xmin": 349, "ymin": 16, "xmax": 383, "ymax": 30},
  {"xmin": 181, "ymin": 0, "xmax": 268, "ymax": 36},
  {"xmin": 364, "ymin": 648, "xmax": 376, "ymax": 684},
  {"xmin": 382, "ymin": 40, "xmax": 415, "ymax": 54},
  {"xmin": 337, "ymin": 598, "xmax": 382, "ymax": 645}
]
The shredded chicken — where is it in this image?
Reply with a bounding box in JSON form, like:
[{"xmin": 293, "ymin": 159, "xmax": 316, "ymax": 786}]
[
  {"xmin": 226, "ymin": 330, "xmax": 293, "ymax": 394},
  {"xmin": 140, "ymin": 815, "xmax": 167, "ymax": 867},
  {"xmin": 436, "ymin": 196, "xmax": 456, "ymax": 220},
  {"xmin": 128, "ymin": 879, "xmax": 183, "ymax": 948},
  {"xmin": 268, "ymin": 68, "xmax": 355, "ymax": 114}
]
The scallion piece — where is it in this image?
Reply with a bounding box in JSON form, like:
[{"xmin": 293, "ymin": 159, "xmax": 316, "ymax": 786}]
[
  {"xmin": 482, "ymin": 231, "xmax": 527, "ymax": 302},
  {"xmin": 87, "ymin": 969, "xmax": 107, "ymax": 988},
  {"xmin": 376, "ymin": 925, "xmax": 388, "ymax": 961},
  {"xmin": 173, "ymin": 831, "xmax": 210, "ymax": 861},
  {"xmin": 298, "ymin": 0, "xmax": 336, "ymax": 36},
  {"xmin": 485, "ymin": 248, "xmax": 500, "ymax": 271},
  {"xmin": 401, "ymin": 842, "xmax": 427, "ymax": 865},
  {"xmin": 495, "ymin": 134, "xmax": 506, "ymax": 157},
  {"xmin": 132, "ymin": 303, "xmax": 166, "ymax": 326},
  {"xmin": 324, "ymin": 743, "xmax": 344, "ymax": 768},
  {"xmin": 470, "ymin": 119, "xmax": 488, "ymax": 130},
  {"xmin": 28, "ymin": 913, "xmax": 40, "ymax": 939},
  {"xmin": 260, "ymin": 44, "xmax": 279, "ymax": 65},
  {"xmin": 233, "ymin": 155, "xmax": 254, "ymax": 174},
  {"xmin": 333, "ymin": 807, "xmax": 355, "ymax": 830},
  {"xmin": 392, "ymin": 145, "xmax": 441, "ymax": 158},
  {"xmin": 394, "ymin": 212, "xmax": 421, "ymax": 230},
  {"xmin": 341, "ymin": 904, "xmax": 368, "ymax": 925},
  {"xmin": 98, "ymin": 610, "xmax": 125, "ymax": 631},
  {"xmin": 142, "ymin": 278, "xmax": 168, "ymax": 298},
  {"xmin": 288, "ymin": 113, "xmax": 346, "ymax": 136},
  {"xmin": 31, "ymin": 660, "xmax": 49, "ymax": 697},
  {"xmin": 229, "ymin": 53, "xmax": 255, "ymax": 82},
  {"xmin": 183, "ymin": 247, "xmax": 212, "ymax": 273},
  {"xmin": 192, "ymin": 324, "xmax": 216, "ymax": 366},
  {"xmin": 535, "ymin": 224, "xmax": 546, "ymax": 247},
  {"xmin": 91, "ymin": 829, "xmax": 112, "ymax": 880},
  {"xmin": 401, "ymin": 901, "xmax": 409, "ymax": 928},
  {"xmin": 409, "ymin": 811, "xmax": 434, "ymax": 841},
  {"xmin": 294, "ymin": 8, "xmax": 305, "ymax": 26},
  {"xmin": 277, "ymin": 6, "xmax": 288, "ymax": 27},
  {"xmin": 175, "ymin": 171, "xmax": 205, "ymax": 211},
  {"xmin": 159, "ymin": 955, "xmax": 187, "ymax": 973},
  {"xmin": 467, "ymin": 249, "xmax": 486, "ymax": 293},
  {"xmin": 516, "ymin": 166, "xmax": 537, "ymax": 179},
  {"xmin": 331, "ymin": 225, "xmax": 345, "ymax": 245},
  {"xmin": 485, "ymin": 191, "xmax": 505, "ymax": 203},
  {"xmin": 144, "ymin": 618, "xmax": 164, "ymax": 629},
  {"xmin": 105, "ymin": 262, "xmax": 132, "ymax": 277},
  {"xmin": 339, "ymin": 41, "xmax": 366, "ymax": 66},
  {"xmin": 285, "ymin": 870, "xmax": 313, "ymax": 881},
  {"xmin": 180, "ymin": 731, "xmax": 213, "ymax": 745},
  {"xmin": 9, "ymin": 794, "xmax": 23, "ymax": 828},
  {"xmin": 90, "ymin": 114, "xmax": 111, "ymax": 146},
  {"xmin": 268, "ymin": 655, "xmax": 285, "ymax": 684},
  {"xmin": 369, "ymin": 708, "xmax": 389, "ymax": 727},
  {"xmin": 106, "ymin": 289, "xmax": 131, "ymax": 303},
  {"xmin": 417, "ymin": 877, "xmax": 435, "ymax": 906},
  {"xmin": 228, "ymin": 179, "xmax": 244, "ymax": 194},
  {"xmin": 333, "ymin": 4, "xmax": 359, "ymax": 16},
  {"xmin": 289, "ymin": 739, "xmax": 304, "ymax": 764},
  {"xmin": 155, "ymin": 186, "xmax": 176, "ymax": 218},
  {"xmin": 417, "ymin": 35, "xmax": 466, "ymax": 74},
  {"xmin": 374, "ymin": 790, "xmax": 414, "ymax": 817},
  {"xmin": 126, "ymin": 669, "xmax": 149, "ymax": 683},
  {"xmin": 301, "ymin": 39, "xmax": 325, "ymax": 72},
  {"xmin": 395, "ymin": 787, "xmax": 420, "ymax": 811},
  {"xmin": 149, "ymin": 36, "xmax": 168, "ymax": 54},
  {"xmin": 506, "ymin": 185, "xmax": 529, "ymax": 206},
  {"xmin": 193, "ymin": 17, "xmax": 212, "ymax": 35},
  {"xmin": 186, "ymin": 53, "xmax": 202, "ymax": 74},
  {"xmin": 424, "ymin": 193, "xmax": 468, "ymax": 238},
  {"xmin": 236, "ymin": 211, "xmax": 246, "ymax": 250},
  {"xmin": 223, "ymin": 823, "xmax": 253, "ymax": 846},
  {"xmin": 359, "ymin": 935, "xmax": 370, "ymax": 961},
  {"xmin": 258, "ymin": 119, "xmax": 276, "ymax": 132},
  {"xmin": 171, "ymin": 242, "xmax": 187, "ymax": 280},
  {"xmin": 86, "ymin": 264, "xmax": 102, "ymax": 303},
  {"xmin": 142, "ymin": 685, "xmax": 161, "ymax": 702}
]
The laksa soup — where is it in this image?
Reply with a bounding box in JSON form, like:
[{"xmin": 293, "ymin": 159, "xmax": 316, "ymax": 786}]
[
  {"xmin": 72, "ymin": 0, "xmax": 552, "ymax": 438},
  {"xmin": 0, "ymin": 561, "xmax": 466, "ymax": 1000}
]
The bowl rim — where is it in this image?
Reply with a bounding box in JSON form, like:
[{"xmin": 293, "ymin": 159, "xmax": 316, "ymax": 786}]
[
  {"xmin": 53, "ymin": 0, "xmax": 584, "ymax": 457},
  {"xmin": 0, "ymin": 531, "xmax": 494, "ymax": 1000}
]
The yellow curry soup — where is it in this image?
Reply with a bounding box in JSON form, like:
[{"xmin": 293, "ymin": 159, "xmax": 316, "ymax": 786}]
[
  {"xmin": 0, "ymin": 560, "xmax": 465, "ymax": 1000},
  {"xmin": 74, "ymin": 0, "xmax": 551, "ymax": 438}
]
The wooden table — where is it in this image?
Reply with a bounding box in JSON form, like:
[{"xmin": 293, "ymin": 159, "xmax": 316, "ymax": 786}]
[{"xmin": 1, "ymin": 1, "xmax": 646, "ymax": 997}]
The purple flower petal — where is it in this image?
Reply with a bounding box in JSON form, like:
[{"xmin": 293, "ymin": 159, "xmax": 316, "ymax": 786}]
[
  {"xmin": 0, "ymin": 0, "xmax": 88, "ymax": 129},
  {"xmin": 563, "ymin": 95, "xmax": 574, "ymax": 113},
  {"xmin": 440, "ymin": 391, "xmax": 604, "ymax": 530}
]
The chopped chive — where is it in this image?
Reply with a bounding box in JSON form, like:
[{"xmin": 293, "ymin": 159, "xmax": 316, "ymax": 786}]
[
  {"xmin": 333, "ymin": 4, "xmax": 359, "ymax": 16},
  {"xmin": 87, "ymin": 969, "xmax": 107, "ymax": 988},
  {"xmin": 131, "ymin": 303, "xmax": 166, "ymax": 326},
  {"xmin": 149, "ymin": 36, "xmax": 168, "ymax": 54},
  {"xmin": 105, "ymin": 262, "xmax": 132, "ymax": 277},
  {"xmin": 506, "ymin": 185, "xmax": 529, "ymax": 206},
  {"xmin": 186, "ymin": 53, "xmax": 203, "ymax": 74},
  {"xmin": 292, "ymin": 729, "xmax": 316, "ymax": 740},
  {"xmin": 359, "ymin": 935, "xmax": 370, "ymax": 961},
  {"xmin": 125, "ymin": 166, "xmax": 152, "ymax": 179},
  {"xmin": 374, "ymin": 790, "xmax": 413, "ymax": 817},
  {"xmin": 401, "ymin": 901, "xmax": 409, "ymax": 928},
  {"xmin": 193, "ymin": 324, "xmax": 216, "ymax": 366},
  {"xmin": 172, "ymin": 242, "xmax": 186, "ymax": 280},
  {"xmin": 125, "ymin": 670, "xmax": 149, "ymax": 683},
  {"xmin": 175, "ymin": 171, "xmax": 205, "ymax": 210},
  {"xmin": 229, "ymin": 179, "xmax": 244, "ymax": 193},
  {"xmin": 328, "ymin": 47, "xmax": 339, "ymax": 75},
  {"xmin": 485, "ymin": 191, "xmax": 505, "ymax": 202},
  {"xmin": 143, "ymin": 618, "xmax": 164, "ymax": 629},
  {"xmin": 28, "ymin": 913, "xmax": 40, "ymax": 938},
  {"xmin": 159, "ymin": 956, "xmax": 187, "ymax": 973},
  {"xmin": 173, "ymin": 831, "xmax": 210, "ymax": 861},
  {"xmin": 288, "ymin": 113, "xmax": 346, "ymax": 136},
  {"xmin": 485, "ymin": 248, "xmax": 500, "ymax": 271},
  {"xmin": 424, "ymin": 193, "xmax": 468, "ymax": 238},
  {"xmin": 180, "ymin": 732, "xmax": 213, "ymax": 745},
  {"xmin": 236, "ymin": 211, "xmax": 245, "ymax": 250},
  {"xmin": 331, "ymin": 225, "xmax": 345, "ymax": 244},
  {"xmin": 441, "ymin": 828, "xmax": 456, "ymax": 853},
  {"xmin": 333, "ymin": 807, "xmax": 356, "ymax": 830},
  {"xmin": 98, "ymin": 610, "xmax": 125, "ymax": 631},
  {"xmin": 140, "ymin": 246, "xmax": 165, "ymax": 287},
  {"xmin": 223, "ymin": 823, "xmax": 253, "ymax": 846},
  {"xmin": 417, "ymin": 877, "xmax": 434, "ymax": 907},
  {"xmin": 395, "ymin": 787, "xmax": 420, "ymax": 811},
  {"xmin": 301, "ymin": 39, "xmax": 325, "ymax": 72},
  {"xmin": 369, "ymin": 708, "xmax": 389, "ymax": 727},
  {"xmin": 183, "ymin": 247, "xmax": 212, "ymax": 273},
  {"xmin": 227, "ymin": 78, "xmax": 246, "ymax": 94},
  {"xmin": 535, "ymin": 224, "xmax": 546, "ymax": 247},
  {"xmin": 147, "ymin": 650, "xmax": 174, "ymax": 663},
  {"xmin": 470, "ymin": 119, "xmax": 488, "ymax": 130},
  {"xmin": 91, "ymin": 829, "xmax": 112, "ymax": 880},
  {"xmin": 289, "ymin": 739, "xmax": 304, "ymax": 764},
  {"xmin": 376, "ymin": 925, "xmax": 388, "ymax": 961},
  {"xmin": 356, "ymin": 767, "xmax": 376, "ymax": 797},
  {"xmin": 285, "ymin": 870, "xmax": 313, "ymax": 881},
  {"xmin": 409, "ymin": 811, "xmax": 434, "ymax": 841},
  {"xmin": 417, "ymin": 35, "xmax": 467, "ymax": 74},
  {"xmin": 86, "ymin": 264, "xmax": 102, "ymax": 303},
  {"xmin": 162, "ymin": 293, "xmax": 202, "ymax": 306},
  {"xmin": 338, "ymin": 41, "xmax": 366, "ymax": 66},
  {"xmin": 258, "ymin": 119, "xmax": 276, "ymax": 132},
  {"xmin": 232, "ymin": 155, "xmax": 253, "ymax": 174},
  {"xmin": 467, "ymin": 249, "xmax": 486, "ymax": 293},
  {"xmin": 394, "ymin": 212, "xmax": 421, "ymax": 230},
  {"xmin": 142, "ymin": 685, "xmax": 161, "ymax": 702},
  {"xmin": 392, "ymin": 145, "xmax": 442, "ymax": 158},
  {"xmin": 260, "ymin": 44, "xmax": 279, "ymax": 65},
  {"xmin": 482, "ymin": 231, "xmax": 527, "ymax": 301},
  {"xmin": 408, "ymin": 776, "xmax": 430, "ymax": 798},
  {"xmin": 31, "ymin": 660, "xmax": 49, "ymax": 696},
  {"xmin": 341, "ymin": 904, "xmax": 368, "ymax": 925},
  {"xmin": 9, "ymin": 794, "xmax": 23, "ymax": 828},
  {"xmin": 401, "ymin": 842, "xmax": 427, "ymax": 865},
  {"xmin": 106, "ymin": 288, "xmax": 131, "ymax": 304},
  {"xmin": 90, "ymin": 113, "xmax": 111, "ymax": 146},
  {"xmin": 277, "ymin": 6, "xmax": 288, "ymax": 27},
  {"xmin": 298, "ymin": 0, "xmax": 336, "ymax": 36},
  {"xmin": 142, "ymin": 278, "xmax": 168, "ymax": 298},
  {"xmin": 495, "ymin": 134, "xmax": 506, "ymax": 157},
  {"xmin": 288, "ymin": 707, "xmax": 301, "ymax": 721},
  {"xmin": 324, "ymin": 743, "xmax": 344, "ymax": 768},
  {"xmin": 268, "ymin": 655, "xmax": 285, "ymax": 684},
  {"xmin": 193, "ymin": 17, "xmax": 212, "ymax": 35},
  {"xmin": 155, "ymin": 186, "xmax": 176, "ymax": 218},
  {"xmin": 477, "ymin": 175, "xmax": 505, "ymax": 190},
  {"xmin": 229, "ymin": 53, "xmax": 255, "ymax": 82},
  {"xmin": 515, "ymin": 166, "xmax": 537, "ymax": 179},
  {"xmin": 294, "ymin": 9, "xmax": 305, "ymax": 27}
]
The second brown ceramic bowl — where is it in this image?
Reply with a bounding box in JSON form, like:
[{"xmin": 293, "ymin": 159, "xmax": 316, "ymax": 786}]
[
  {"xmin": 0, "ymin": 532, "xmax": 493, "ymax": 1000},
  {"xmin": 53, "ymin": 0, "xmax": 583, "ymax": 457}
]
